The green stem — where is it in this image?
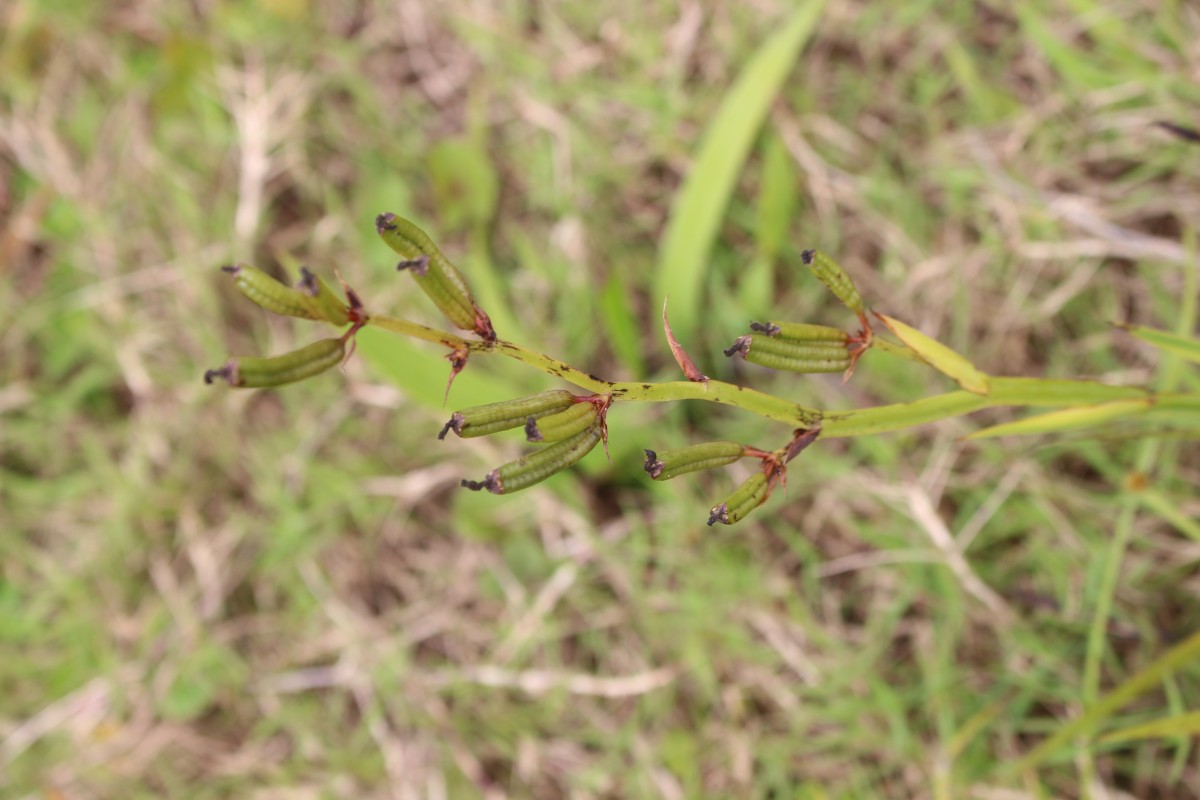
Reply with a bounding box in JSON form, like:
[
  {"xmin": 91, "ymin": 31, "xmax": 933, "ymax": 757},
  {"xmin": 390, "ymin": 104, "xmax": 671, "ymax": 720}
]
[{"xmin": 368, "ymin": 318, "xmax": 1194, "ymax": 439}]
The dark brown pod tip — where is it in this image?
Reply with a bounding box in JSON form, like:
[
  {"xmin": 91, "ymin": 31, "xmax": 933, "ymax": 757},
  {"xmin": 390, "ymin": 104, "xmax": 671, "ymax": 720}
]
[
  {"xmin": 707, "ymin": 503, "xmax": 730, "ymax": 527},
  {"xmin": 203, "ymin": 361, "xmax": 237, "ymax": 386},
  {"xmin": 643, "ymin": 449, "xmax": 665, "ymax": 479},
  {"xmin": 220, "ymin": 264, "xmax": 240, "ymax": 275},
  {"xmin": 749, "ymin": 321, "xmax": 781, "ymax": 336},
  {"xmin": 438, "ymin": 412, "xmax": 466, "ymax": 440},
  {"xmin": 461, "ymin": 470, "xmax": 502, "ymax": 494},
  {"xmin": 723, "ymin": 336, "xmax": 751, "ymax": 358},
  {"xmin": 800, "ymin": 249, "xmax": 816, "ymax": 264},
  {"xmin": 375, "ymin": 213, "xmax": 397, "ymax": 232},
  {"xmin": 298, "ymin": 267, "xmax": 319, "ymax": 296},
  {"xmin": 396, "ymin": 255, "xmax": 430, "ymax": 276},
  {"xmin": 525, "ymin": 416, "xmax": 544, "ymax": 442}
]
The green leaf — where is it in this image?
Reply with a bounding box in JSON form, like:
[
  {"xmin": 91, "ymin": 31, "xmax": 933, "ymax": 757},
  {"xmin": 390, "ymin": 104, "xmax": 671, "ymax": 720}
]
[
  {"xmin": 966, "ymin": 400, "xmax": 1151, "ymax": 440},
  {"xmin": 653, "ymin": 0, "xmax": 828, "ymax": 343},
  {"xmin": 875, "ymin": 313, "xmax": 990, "ymax": 394},
  {"xmin": 1100, "ymin": 711, "xmax": 1200, "ymax": 746},
  {"xmin": 1120, "ymin": 323, "xmax": 1200, "ymax": 365}
]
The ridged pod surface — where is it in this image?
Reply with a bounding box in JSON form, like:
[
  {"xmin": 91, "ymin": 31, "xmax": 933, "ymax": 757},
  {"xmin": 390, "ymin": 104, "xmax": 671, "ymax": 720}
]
[
  {"xmin": 463, "ymin": 422, "xmax": 603, "ymax": 494},
  {"xmin": 375, "ymin": 213, "xmax": 495, "ymax": 340},
  {"xmin": 526, "ymin": 401, "xmax": 598, "ymax": 443},
  {"xmin": 225, "ymin": 264, "xmax": 322, "ymax": 321},
  {"xmin": 643, "ymin": 441, "xmax": 744, "ymax": 480},
  {"xmin": 752, "ymin": 321, "xmax": 849, "ymax": 344},
  {"xmin": 801, "ymin": 249, "xmax": 865, "ymax": 315},
  {"xmin": 707, "ymin": 472, "xmax": 770, "ymax": 526},
  {"xmin": 205, "ymin": 338, "xmax": 345, "ymax": 388},
  {"xmin": 440, "ymin": 389, "xmax": 578, "ymax": 439}
]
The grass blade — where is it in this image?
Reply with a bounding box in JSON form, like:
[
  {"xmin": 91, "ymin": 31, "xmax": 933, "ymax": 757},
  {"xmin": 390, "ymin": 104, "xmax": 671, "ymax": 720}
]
[
  {"xmin": 966, "ymin": 400, "xmax": 1151, "ymax": 440},
  {"xmin": 875, "ymin": 313, "xmax": 990, "ymax": 394},
  {"xmin": 1119, "ymin": 323, "xmax": 1200, "ymax": 365},
  {"xmin": 653, "ymin": 0, "xmax": 828, "ymax": 343},
  {"xmin": 1100, "ymin": 711, "xmax": 1200, "ymax": 746}
]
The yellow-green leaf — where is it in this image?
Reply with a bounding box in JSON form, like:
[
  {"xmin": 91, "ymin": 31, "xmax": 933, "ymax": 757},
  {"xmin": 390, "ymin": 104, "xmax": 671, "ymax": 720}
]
[
  {"xmin": 966, "ymin": 400, "xmax": 1151, "ymax": 440},
  {"xmin": 1120, "ymin": 324, "xmax": 1200, "ymax": 365},
  {"xmin": 1100, "ymin": 711, "xmax": 1200, "ymax": 746},
  {"xmin": 875, "ymin": 313, "xmax": 990, "ymax": 394}
]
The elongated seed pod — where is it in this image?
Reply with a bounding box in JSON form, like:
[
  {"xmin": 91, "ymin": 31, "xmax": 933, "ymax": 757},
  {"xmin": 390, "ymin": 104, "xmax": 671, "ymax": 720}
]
[
  {"xmin": 643, "ymin": 441, "xmax": 745, "ymax": 480},
  {"xmin": 375, "ymin": 213, "xmax": 496, "ymax": 340},
  {"xmin": 742, "ymin": 335, "xmax": 849, "ymax": 360},
  {"xmin": 462, "ymin": 422, "xmax": 602, "ymax": 494},
  {"xmin": 224, "ymin": 264, "xmax": 322, "ymax": 320},
  {"xmin": 751, "ymin": 321, "xmax": 849, "ymax": 344},
  {"xmin": 743, "ymin": 348, "xmax": 850, "ymax": 374},
  {"xmin": 439, "ymin": 389, "xmax": 578, "ymax": 440},
  {"xmin": 526, "ymin": 401, "xmax": 598, "ymax": 443},
  {"xmin": 707, "ymin": 472, "xmax": 770, "ymax": 526},
  {"xmin": 801, "ymin": 250, "xmax": 865, "ymax": 315},
  {"xmin": 298, "ymin": 268, "xmax": 350, "ymax": 325},
  {"xmin": 204, "ymin": 337, "xmax": 345, "ymax": 388}
]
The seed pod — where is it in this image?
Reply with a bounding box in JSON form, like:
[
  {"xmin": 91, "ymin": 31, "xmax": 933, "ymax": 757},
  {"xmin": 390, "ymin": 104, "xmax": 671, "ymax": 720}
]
[
  {"xmin": 375, "ymin": 213, "xmax": 496, "ymax": 340},
  {"xmin": 643, "ymin": 441, "xmax": 745, "ymax": 480},
  {"xmin": 439, "ymin": 389, "xmax": 578, "ymax": 440},
  {"xmin": 801, "ymin": 249, "xmax": 865, "ymax": 315},
  {"xmin": 297, "ymin": 267, "xmax": 350, "ymax": 325},
  {"xmin": 750, "ymin": 321, "xmax": 849, "ymax": 344},
  {"xmin": 526, "ymin": 401, "xmax": 598, "ymax": 443},
  {"xmin": 224, "ymin": 264, "xmax": 322, "ymax": 320},
  {"xmin": 204, "ymin": 337, "xmax": 345, "ymax": 388},
  {"xmin": 707, "ymin": 472, "xmax": 770, "ymax": 526},
  {"xmin": 462, "ymin": 422, "xmax": 602, "ymax": 494},
  {"xmin": 724, "ymin": 334, "xmax": 851, "ymax": 373}
]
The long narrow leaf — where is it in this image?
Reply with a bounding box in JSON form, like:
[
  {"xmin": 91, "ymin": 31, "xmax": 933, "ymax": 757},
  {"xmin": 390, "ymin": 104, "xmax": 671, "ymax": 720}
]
[
  {"xmin": 875, "ymin": 313, "xmax": 990, "ymax": 394},
  {"xmin": 1120, "ymin": 323, "xmax": 1200, "ymax": 365},
  {"xmin": 653, "ymin": 0, "xmax": 828, "ymax": 343},
  {"xmin": 966, "ymin": 400, "xmax": 1150, "ymax": 440}
]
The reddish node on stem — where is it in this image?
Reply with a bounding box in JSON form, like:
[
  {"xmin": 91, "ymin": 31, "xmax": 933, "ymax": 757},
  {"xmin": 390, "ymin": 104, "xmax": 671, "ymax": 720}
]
[
  {"xmin": 473, "ymin": 304, "xmax": 497, "ymax": 342},
  {"xmin": 443, "ymin": 347, "xmax": 470, "ymax": 403},
  {"xmin": 843, "ymin": 313, "xmax": 874, "ymax": 381},
  {"xmin": 785, "ymin": 427, "xmax": 821, "ymax": 463}
]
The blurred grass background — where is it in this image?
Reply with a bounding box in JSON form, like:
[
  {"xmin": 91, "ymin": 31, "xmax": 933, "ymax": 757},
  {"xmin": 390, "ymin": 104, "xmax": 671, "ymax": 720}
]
[{"xmin": 3, "ymin": 0, "xmax": 1200, "ymax": 797}]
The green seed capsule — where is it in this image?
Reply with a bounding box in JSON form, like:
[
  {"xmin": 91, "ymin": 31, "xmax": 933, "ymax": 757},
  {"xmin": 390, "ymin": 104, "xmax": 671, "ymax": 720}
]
[
  {"xmin": 224, "ymin": 264, "xmax": 322, "ymax": 320},
  {"xmin": 707, "ymin": 472, "xmax": 770, "ymax": 526},
  {"xmin": 204, "ymin": 337, "xmax": 345, "ymax": 388},
  {"xmin": 744, "ymin": 335, "xmax": 849, "ymax": 361},
  {"xmin": 801, "ymin": 249, "xmax": 865, "ymax": 315},
  {"xmin": 439, "ymin": 389, "xmax": 578, "ymax": 439},
  {"xmin": 375, "ymin": 213, "xmax": 496, "ymax": 340},
  {"xmin": 297, "ymin": 268, "xmax": 350, "ymax": 325},
  {"xmin": 462, "ymin": 422, "xmax": 602, "ymax": 494},
  {"xmin": 643, "ymin": 441, "xmax": 745, "ymax": 480},
  {"xmin": 526, "ymin": 401, "xmax": 598, "ymax": 443},
  {"xmin": 743, "ymin": 347, "xmax": 850, "ymax": 374},
  {"xmin": 751, "ymin": 321, "xmax": 849, "ymax": 344}
]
